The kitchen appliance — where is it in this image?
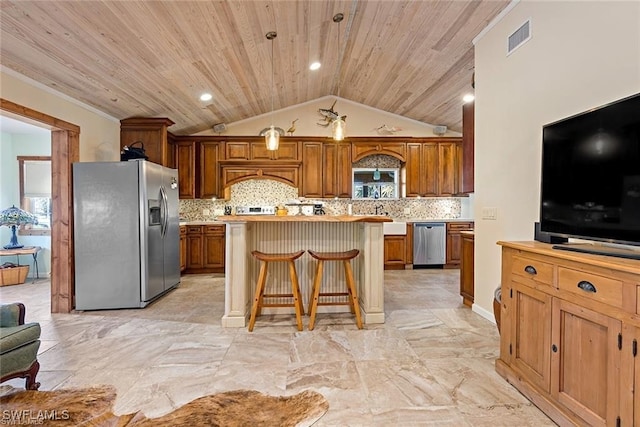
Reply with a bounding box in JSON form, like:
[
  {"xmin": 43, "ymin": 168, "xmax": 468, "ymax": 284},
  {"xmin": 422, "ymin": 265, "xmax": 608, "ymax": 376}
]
[
  {"xmin": 73, "ymin": 160, "xmax": 180, "ymax": 310},
  {"xmin": 235, "ymin": 206, "xmax": 276, "ymax": 215},
  {"xmin": 413, "ymin": 222, "xmax": 446, "ymax": 266},
  {"xmin": 313, "ymin": 204, "xmax": 325, "ymax": 215}
]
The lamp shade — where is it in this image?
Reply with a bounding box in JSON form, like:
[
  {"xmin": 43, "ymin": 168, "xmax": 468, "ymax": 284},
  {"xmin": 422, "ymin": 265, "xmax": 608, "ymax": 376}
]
[
  {"xmin": 332, "ymin": 117, "xmax": 346, "ymax": 141},
  {"xmin": 0, "ymin": 205, "xmax": 38, "ymax": 250},
  {"xmin": 0, "ymin": 205, "xmax": 38, "ymax": 227},
  {"xmin": 265, "ymin": 125, "xmax": 280, "ymax": 150}
]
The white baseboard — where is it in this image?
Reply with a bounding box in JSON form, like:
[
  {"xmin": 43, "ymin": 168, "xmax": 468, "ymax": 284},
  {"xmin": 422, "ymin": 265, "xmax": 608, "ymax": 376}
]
[{"xmin": 472, "ymin": 303, "xmax": 496, "ymax": 324}]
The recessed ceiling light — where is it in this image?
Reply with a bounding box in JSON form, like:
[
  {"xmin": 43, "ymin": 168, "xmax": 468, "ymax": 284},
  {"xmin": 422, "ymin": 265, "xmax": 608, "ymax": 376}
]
[
  {"xmin": 463, "ymin": 94, "xmax": 475, "ymax": 103},
  {"xmin": 200, "ymin": 93, "xmax": 213, "ymax": 102},
  {"xmin": 309, "ymin": 62, "xmax": 321, "ymax": 71}
]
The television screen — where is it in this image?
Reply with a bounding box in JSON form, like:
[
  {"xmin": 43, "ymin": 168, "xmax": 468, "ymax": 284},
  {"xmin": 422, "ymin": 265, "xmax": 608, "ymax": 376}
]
[{"xmin": 540, "ymin": 93, "xmax": 640, "ymax": 246}]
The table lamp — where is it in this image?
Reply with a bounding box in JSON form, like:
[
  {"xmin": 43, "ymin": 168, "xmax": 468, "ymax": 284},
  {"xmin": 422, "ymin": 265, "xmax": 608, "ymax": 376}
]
[{"xmin": 0, "ymin": 205, "xmax": 38, "ymax": 249}]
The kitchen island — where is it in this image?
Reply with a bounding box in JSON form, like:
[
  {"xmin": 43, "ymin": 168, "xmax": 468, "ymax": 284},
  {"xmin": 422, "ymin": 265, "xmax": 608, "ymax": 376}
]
[{"xmin": 217, "ymin": 215, "xmax": 391, "ymax": 328}]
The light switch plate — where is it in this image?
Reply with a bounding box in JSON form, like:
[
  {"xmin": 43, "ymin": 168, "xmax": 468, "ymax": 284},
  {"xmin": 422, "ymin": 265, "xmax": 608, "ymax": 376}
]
[
  {"xmin": 404, "ymin": 207, "xmax": 411, "ymax": 215},
  {"xmin": 203, "ymin": 208, "xmax": 211, "ymax": 216},
  {"xmin": 481, "ymin": 207, "xmax": 497, "ymax": 220}
]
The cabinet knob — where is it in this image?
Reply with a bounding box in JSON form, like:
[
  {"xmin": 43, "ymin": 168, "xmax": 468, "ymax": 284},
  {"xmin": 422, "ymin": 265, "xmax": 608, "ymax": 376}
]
[
  {"xmin": 577, "ymin": 280, "xmax": 597, "ymax": 293},
  {"xmin": 524, "ymin": 265, "xmax": 537, "ymax": 275},
  {"xmin": 551, "ymin": 344, "xmax": 558, "ymax": 353}
]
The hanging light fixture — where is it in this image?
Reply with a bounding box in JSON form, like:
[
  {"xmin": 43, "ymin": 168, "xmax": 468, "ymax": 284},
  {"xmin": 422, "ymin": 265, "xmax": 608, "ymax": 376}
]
[
  {"xmin": 265, "ymin": 31, "xmax": 279, "ymax": 151},
  {"xmin": 332, "ymin": 13, "xmax": 346, "ymax": 141}
]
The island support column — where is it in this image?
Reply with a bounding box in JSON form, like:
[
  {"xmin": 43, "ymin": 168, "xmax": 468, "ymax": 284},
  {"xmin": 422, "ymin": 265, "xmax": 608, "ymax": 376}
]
[
  {"xmin": 221, "ymin": 221, "xmax": 250, "ymax": 327},
  {"xmin": 359, "ymin": 222, "xmax": 385, "ymax": 323}
]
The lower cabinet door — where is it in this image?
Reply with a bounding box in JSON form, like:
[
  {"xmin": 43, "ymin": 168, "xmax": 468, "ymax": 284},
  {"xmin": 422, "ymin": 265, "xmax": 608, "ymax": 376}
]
[
  {"xmin": 510, "ymin": 281, "xmax": 553, "ymax": 393},
  {"xmin": 551, "ymin": 298, "xmax": 621, "ymax": 427}
]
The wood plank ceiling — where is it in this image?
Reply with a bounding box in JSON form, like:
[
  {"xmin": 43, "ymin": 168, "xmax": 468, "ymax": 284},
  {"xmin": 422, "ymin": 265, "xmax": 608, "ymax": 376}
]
[{"xmin": 0, "ymin": 1, "xmax": 509, "ymax": 135}]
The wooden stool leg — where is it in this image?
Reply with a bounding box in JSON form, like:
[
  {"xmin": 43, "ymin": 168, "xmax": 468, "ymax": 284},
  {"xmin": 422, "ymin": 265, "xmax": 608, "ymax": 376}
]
[
  {"xmin": 248, "ymin": 260, "xmax": 268, "ymax": 332},
  {"xmin": 308, "ymin": 259, "xmax": 324, "ymax": 331},
  {"xmin": 343, "ymin": 260, "xmax": 363, "ymax": 329},
  {"xmin": 288, "ymin": 260, "xmax": 304, "ymax": 331}
]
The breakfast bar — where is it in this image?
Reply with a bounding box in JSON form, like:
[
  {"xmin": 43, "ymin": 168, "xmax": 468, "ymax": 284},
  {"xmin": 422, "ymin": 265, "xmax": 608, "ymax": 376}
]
[{"xmin": 217, "ymin": 215, "xmax": 391, "ymax": 328}]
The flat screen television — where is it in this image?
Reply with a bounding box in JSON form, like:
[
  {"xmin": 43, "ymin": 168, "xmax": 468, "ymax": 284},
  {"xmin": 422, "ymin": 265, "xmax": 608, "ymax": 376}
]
[{"xmin": 540, "ymin": 92, "xmax": 640, "ymax": 258}]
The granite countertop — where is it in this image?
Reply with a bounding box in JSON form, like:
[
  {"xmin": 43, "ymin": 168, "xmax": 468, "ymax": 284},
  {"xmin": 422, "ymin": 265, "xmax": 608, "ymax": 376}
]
[
  {"xmin": 217, "ymin": 215, "xmax": 392, "ymax": 223},
  {"xmin": 180, "ymin": 217, "xmax": 474, "ymax": 225}
]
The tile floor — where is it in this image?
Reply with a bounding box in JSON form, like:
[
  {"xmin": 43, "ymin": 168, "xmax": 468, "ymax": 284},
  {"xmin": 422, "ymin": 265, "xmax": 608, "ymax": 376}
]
[{"xmin": 0, "ymin": 270, "xmax": 555, "ymax": 426}]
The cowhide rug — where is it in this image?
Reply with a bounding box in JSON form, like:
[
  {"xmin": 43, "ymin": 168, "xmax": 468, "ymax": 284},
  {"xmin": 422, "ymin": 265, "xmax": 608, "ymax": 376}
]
[{"xmin": 0, "ymin": 385, "xmax": 329, "ymax": 426}]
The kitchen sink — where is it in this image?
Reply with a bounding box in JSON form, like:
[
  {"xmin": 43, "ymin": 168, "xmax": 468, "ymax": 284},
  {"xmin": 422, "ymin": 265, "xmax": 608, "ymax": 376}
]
[{"xmin": 383, "ymin": 221, "xmax": 406, "ymax": 235}]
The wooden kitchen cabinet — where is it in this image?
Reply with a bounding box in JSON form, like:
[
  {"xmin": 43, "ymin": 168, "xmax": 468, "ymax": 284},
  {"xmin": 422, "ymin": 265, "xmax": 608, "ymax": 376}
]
[
  {"xmin": 438, "ymin": 142, "xmax": 457, "ymax": 196},
  {"xmin": 324, "ymin": 142, "xmax": 352, "ymax": 198},
  {"xmin": 445, "ymin": 221, "xmax": 473, "ymax": 267},
  {"xmin": 459, "ymin": 230, "xmax": 474, "ymax": 306},
  {"xmin": 301, "ymin": 141, "xmax": 323, "ymax": 198},
  {"xmin": 224, "ymin": 140, "xmax": 300, "ymax": 161},
  {"xmin": 173, "ymin": 138, "xmax": 221, "ymax": 199},
  {"xmin": 185, "ymin": 225, "xmax": 225, "ymax": 273},
  {"xmin": 199, "ymin": 142, "xmax": 220, "ymax": 198},
  {"xmin": 405, "ymin": 139, "xmax": 460, "ymax": 197},
  {"xmin": 120, "ymin": 117, "xmax": 175, "ymax": 166},
  {"xmin": 497, "ymin": 242, "xmax": 639, "ymax": 426},
  {"xmin": 352, "ymin": 140, "xmax": 406, "ymax": 162},
  {"xmin": 460, "ymin": 101, "xmax": 474, "ymax": 193},
  {"xmin": 384, "ymin": 234, "xmax": 407, "ymax": 270},
  {"xmin": 175, "ymin": 140, "xmax": 196, "ymax": 199},
  {"xmin": 301, "ymin": 141, "xmax": 351, "ymax": 198},
  {"xmin": 179, "ymin": 225, "xmax": 187, "ymax": 272}
]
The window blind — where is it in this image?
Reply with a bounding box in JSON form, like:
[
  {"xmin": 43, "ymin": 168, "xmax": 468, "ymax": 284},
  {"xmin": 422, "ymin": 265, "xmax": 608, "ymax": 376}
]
[{"xmin": 24, "ymin": 160, "xmax": 51, "ymax": 198}]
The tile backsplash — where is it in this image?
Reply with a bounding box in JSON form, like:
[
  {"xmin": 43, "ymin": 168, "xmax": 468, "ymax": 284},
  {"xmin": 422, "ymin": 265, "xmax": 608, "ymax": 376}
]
[{"xmin": 180, "ymin": 179, "xmax": 471, "ymax": 221}]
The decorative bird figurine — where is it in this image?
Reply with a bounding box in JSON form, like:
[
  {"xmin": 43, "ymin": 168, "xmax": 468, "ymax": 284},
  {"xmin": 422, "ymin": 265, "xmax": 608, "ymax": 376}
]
[
  {"xmin": 287, "ymin": 119, "xmax": 298, "ymax": 136},
  {"xmin": 374, "ymin": 124, "xmax": 402, "ymax": 135}
]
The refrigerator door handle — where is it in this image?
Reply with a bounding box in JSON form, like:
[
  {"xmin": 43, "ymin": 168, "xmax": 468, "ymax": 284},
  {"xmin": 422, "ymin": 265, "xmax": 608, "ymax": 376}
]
[{"xmin": 160, "ymin": 186, "xmax": 168, "ymax": 237}]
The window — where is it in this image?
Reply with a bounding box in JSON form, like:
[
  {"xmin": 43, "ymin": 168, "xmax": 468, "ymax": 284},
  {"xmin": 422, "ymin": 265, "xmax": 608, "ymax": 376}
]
[
  {"xmin": 18, "ymin": 156, "xmax": 51, "ymax": 236},
  {"xmin": 352, "ymin": 168, "xmax": 400, "ymax": 200}
]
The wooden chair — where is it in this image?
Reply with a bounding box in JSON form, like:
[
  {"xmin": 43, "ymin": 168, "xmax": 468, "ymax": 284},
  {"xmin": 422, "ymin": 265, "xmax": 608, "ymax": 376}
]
[
  {"xmin": 307, "ymin": 249, "xmax": 363, "ymax": 330},
  {"xmin": 248, "ymin": 250, "xmax": 305, "ymax": 332}
]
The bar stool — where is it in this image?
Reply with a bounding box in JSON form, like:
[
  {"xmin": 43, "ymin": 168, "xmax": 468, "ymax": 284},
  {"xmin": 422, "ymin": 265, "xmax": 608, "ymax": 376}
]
[
  {"xmin": 248, "ymin": 250, "xmax": 305, "ymax": 332},
  {"xmin": 307, "ymin": 249, "xmax": 363, "ymax": 331}
]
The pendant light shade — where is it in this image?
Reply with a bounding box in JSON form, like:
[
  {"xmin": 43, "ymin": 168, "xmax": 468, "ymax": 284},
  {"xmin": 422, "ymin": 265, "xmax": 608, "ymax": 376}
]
[
  {"xmin": 265, "ymin": 31, "xmax": 279, "ymax": 150},
  {"xmin": 332, "ymin": 116, "xmax": 346, "ymax": 141},
  {"xmin": 265, "ymin": 125, "xmax": 279, "ymax": 150}
]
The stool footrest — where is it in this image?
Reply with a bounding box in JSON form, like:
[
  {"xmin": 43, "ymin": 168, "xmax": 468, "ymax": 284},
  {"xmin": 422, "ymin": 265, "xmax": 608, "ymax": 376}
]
[
  {"xmin": 261, "ymin": 303, "xmax": 301, "ymax": 308},
  {"xmin": 318, "ymin": 292, "xmax": 349, "ymax": 297},
  {"xmin": 263, "ymin": 293, "xmax": 297, "ymax": 298}
]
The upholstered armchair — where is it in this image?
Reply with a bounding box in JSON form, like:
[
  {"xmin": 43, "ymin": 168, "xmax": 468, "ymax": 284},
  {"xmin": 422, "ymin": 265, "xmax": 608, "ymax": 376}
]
[{"xmin": 0, "ymin": 303, "xmax": 41, "ymax": 390}]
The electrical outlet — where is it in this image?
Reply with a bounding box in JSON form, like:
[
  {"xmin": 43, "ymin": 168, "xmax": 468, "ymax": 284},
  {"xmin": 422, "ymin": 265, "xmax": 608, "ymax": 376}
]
[
  {"xmin": 404, "ymin": 207, "xmax": 411, "ymax": 215},
  {"xmin": 203, "ymin": 208, "xmax": 211, "ymax": 216},
  {"xmin": 481, "ymin": 207, "xmax": 498, "ymax": 220}
]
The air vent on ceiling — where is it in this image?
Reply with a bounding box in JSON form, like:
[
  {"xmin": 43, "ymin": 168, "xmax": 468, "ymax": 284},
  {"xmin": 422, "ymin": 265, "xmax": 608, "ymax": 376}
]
[{"xmin": 507, "ymin": 19, "xmax": 531, "ymax": 55}]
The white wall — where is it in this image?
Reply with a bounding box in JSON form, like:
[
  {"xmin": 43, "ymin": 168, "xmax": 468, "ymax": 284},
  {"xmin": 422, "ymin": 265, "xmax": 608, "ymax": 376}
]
[
  {"xmin": 0, "ymin": 70, "xmax": 121, "ymax": 161},
  {"xmin": 196, "ymin": 96, "xmax": 461, "ymax": 138},
  {"xmin": 473, "ymin": 1, "xmax": 640, "ymax": 319},
  {"xmin": 0, "ymin": 131, "xmax": 52, "ymax": 276}
]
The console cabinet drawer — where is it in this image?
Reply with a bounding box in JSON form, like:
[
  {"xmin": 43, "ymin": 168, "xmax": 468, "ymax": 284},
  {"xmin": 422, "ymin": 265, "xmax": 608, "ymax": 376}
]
[
  {"xmin": 558, "ymin": 267, "xmax": 624, "ymax": 310},
  {"xmin": 511, "ymin": 255, "xmax": 554, "ymax": 286}
]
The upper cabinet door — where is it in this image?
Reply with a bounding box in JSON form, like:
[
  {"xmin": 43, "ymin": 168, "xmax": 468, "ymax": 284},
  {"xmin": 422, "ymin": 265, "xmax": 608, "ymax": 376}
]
[
  {"xmin": 199, "ymin": 142, "xmax": 220, "ymax": 199},
  {"xmin": 302, "ymin": 142, "xmax": 323, "ymax": 198},
  {"xmin": 460, "ymin": 101, "xmax": 474, "ymax": 194},
  {"xmin": 175, "ymin": 141, "xmax": 196, "ymax": 199}
]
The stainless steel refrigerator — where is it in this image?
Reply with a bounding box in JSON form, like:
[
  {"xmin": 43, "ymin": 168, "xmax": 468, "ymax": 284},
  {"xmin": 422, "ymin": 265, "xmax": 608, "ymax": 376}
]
[{"xmin": 73, "ymin": 160, "xmax": 180, "ymax": 310}]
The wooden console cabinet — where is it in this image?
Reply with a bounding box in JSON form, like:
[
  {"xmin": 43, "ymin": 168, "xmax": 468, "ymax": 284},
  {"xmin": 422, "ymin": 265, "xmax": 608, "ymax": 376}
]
[
  {"xmin": 446, "ymin": 221, "xmax": 474, "ymax": 267},
  {"xmin": 497, "ymin": 241, "xmax": 640, "ymax": 426}
]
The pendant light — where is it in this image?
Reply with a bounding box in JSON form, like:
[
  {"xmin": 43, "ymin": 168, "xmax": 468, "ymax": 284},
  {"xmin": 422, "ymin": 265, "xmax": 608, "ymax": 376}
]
[
  {"xmin": 332, "ymin": 13, "xmax": 346, "ymax": 141},
  {"xmin": 265, "ymin": 31, "xmax": 279, "ymax": 150}
]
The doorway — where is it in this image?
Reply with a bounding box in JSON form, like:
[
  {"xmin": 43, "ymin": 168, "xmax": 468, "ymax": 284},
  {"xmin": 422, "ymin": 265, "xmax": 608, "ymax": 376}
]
[{"xmin": 1, "ymin": 98, "xmax": 79, "ymax": 313}]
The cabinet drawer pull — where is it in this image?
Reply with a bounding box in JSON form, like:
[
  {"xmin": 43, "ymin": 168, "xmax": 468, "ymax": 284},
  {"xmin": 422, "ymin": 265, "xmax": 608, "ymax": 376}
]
[
  {"xmin": 524, "ymin": 265, "xmax": 537, "ymax": 275},
  {"xmin": 577, "ymin": 280, "xmax": 597, "ymax": 293}
]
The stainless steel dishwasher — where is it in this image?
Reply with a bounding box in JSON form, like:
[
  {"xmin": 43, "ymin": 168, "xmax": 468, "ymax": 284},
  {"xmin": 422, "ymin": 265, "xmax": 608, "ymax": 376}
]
[{"xmin": 413, "ymin": 223, "xmax": 446, "ymax": 266}]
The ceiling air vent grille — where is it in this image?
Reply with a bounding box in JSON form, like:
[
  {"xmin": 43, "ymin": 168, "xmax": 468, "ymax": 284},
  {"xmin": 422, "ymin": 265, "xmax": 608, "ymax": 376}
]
[{"xmin": 508, "ymin": 19, "xmax": 531, "ymax": 55}]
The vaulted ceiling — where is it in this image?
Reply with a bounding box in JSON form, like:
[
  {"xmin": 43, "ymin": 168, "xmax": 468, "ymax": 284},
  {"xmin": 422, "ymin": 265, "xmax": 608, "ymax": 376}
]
[{"xmin": 0, "ymin": 1, "xmax": 509, "ymax": 135}]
